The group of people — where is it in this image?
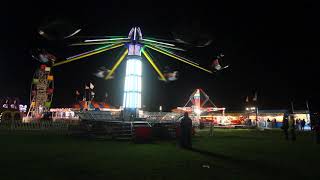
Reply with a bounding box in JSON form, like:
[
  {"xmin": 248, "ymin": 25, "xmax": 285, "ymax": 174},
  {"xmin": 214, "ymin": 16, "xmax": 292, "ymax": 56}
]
[
  {"xmin": 178, "ymin": 112, "xmax": 320, "ymax": 148},
  {"xmin": 294, "ymin": 118, "xmax": 306, "ymax": 131},
  {"xmin": 266, "ymin": 118, "xmax": 277, "ymax": 128},
  {"xmin": 282, "ymin": 115, "xmax": 320, "ymax": 143}
]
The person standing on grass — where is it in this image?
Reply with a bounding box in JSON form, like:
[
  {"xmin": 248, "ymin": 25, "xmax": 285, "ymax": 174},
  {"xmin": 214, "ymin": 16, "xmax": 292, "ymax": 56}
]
[
  {"xmin": 180, "ymin": 112, "xmax": 192, "ymax": 148},
  {"xmin": 310, "ymin": 117, "xmax": 314, "ymax": 131},
  {"xmin": 272, "ymin": 118, "xmax": 277, "ymax": 128},
  {"xmin": 209, "ymin": 120, "xmax": 214, "ymax": 136},
  {"xmin": 301, "ymin": 119, "xmax": 306, "ymax": 131},
  {"xmin": 289, "ymin": 115, "xmax": 296, "ymax": 141},
  {"xmin": 314, "ymin": 119, "xmax": 320, "ymax": 144},
  {"xmin": 296, "ymin": 119, "xmax": 300, "ymax": 131},
  {"xmin": 282, "ymin": 115, "xmax": 289, "ymax": 140}
]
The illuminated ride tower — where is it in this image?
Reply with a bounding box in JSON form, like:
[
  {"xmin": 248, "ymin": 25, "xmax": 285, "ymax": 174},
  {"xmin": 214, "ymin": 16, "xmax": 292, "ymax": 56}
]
[
  {"xmin": 52, "ymin": 27, "xmax": 214, "ymax": 120},
  {"xmin": 123, "ymin": 28, "xmax": 143, "ymax": 119}
]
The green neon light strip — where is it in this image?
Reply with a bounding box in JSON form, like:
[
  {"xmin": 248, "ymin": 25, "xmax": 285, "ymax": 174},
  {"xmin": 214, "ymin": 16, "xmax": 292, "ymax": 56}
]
[
  {"xmin": 85, "ymin": 37, "xmax": 129, "ymax": 42},
  {"xmin": 153, "ymin": 44, "xmax": 186, "ymax": 51},
  {"xmin": 141, "ymin": 38, "xmax": 175, "ymax": 47},
  {"xmin": 70, "ymin": 40, "xmax": 129, "ymax": 46},
  {"xmin": 145, "ymin": 45, "xmax": 212, "ymax": 74},
  {"xmin": 105, "ymin": 49, "xmax": 128, "ymax": 80},
  {"xmin": 147, "ymin": 44, "xmax": 200, "ymax": 66},
  {"xmin": 75, "ymin": 36, "xmax": 127, "ymax": 39},
  {"xmin": 141, "ymin": 48, "xmax": 166, "ymax": 81},
  {"xmin": 143, "ymin": 37, "xmax": 178, "ymax": 43},
  {"xmin": 66, "ymin": 43, "xmax": 121, "ymax": 60},
  {"xmin": 142, "ymin": 41, "xmax": 186, "ymax": 51},
  {"xmin": 53, "ymin": 43, "xmax": 124, "ymax": 67}
]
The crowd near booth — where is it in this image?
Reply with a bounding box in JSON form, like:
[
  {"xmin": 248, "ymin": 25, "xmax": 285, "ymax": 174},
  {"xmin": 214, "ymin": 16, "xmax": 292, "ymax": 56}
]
[{"xmin": 199, "ymin": 109, "xmax": 311, "ymax": 129}]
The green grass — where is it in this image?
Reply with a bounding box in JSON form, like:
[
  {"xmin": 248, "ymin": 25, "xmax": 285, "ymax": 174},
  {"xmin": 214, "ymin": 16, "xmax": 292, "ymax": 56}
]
[{"xmin": 0, "ymin": 129, "xmax": 319, "ymax": 180}]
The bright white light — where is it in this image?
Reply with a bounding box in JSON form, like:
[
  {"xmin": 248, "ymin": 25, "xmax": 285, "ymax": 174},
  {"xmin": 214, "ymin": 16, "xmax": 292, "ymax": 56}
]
[
  {"xmin": 194, "ymin": 109, "xmax": 202, "ymax": 115},
  {"xmin": 123, "ymin": 56, "xmax": 142, "ymax": 108},
  {"xmin": 39, "ymin": 30, "xmax": 45, "ymax": 35},
  {"xmin": 251, "ymin": 107, "xmax": 256, "ymax": 110},
  {"xmin": 19, "ymin": 104, "xmax": 27, "ymax": 112},
  {"xmin": 246, "ymin": 108, "xmax": 249, "ymax": 111}
]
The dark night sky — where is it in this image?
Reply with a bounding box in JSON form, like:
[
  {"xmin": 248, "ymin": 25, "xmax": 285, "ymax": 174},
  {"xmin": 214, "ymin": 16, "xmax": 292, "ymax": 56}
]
[{"xmin": 0, "ymin": 1, "xmax": 318, "ymax": 111}]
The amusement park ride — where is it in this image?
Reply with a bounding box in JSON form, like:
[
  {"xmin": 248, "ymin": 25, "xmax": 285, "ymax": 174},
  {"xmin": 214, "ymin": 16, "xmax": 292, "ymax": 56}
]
[
  {"xmin": 174, "ymin": 89, "xmax": 225, "ymax": 124},
  {"xmin": 27, "ymin": 52, "xmax": 56, "ymax": 119},
  {"xmin": 28, "ymin": 27, "xmax": 222, "ymax": 120}
]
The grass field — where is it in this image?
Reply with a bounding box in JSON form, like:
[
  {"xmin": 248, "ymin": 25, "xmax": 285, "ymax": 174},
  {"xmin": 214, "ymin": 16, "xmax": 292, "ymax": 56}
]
[{"xmin": 0, "ymin": 129, "xmax": 319, "ymax": 180}]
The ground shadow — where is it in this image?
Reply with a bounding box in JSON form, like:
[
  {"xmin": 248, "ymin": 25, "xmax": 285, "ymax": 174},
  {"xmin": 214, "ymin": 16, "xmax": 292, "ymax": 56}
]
[
  {"xmin": 186, "ymin": 147, "xmax": 300, "ymax": 178},
  {"xmin": 188, "ymin": 147, "xmax": 243, "ymax": 163}
]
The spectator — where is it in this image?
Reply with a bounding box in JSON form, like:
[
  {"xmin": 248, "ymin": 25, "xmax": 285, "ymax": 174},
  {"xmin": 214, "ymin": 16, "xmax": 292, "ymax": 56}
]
[
  {"xmin": 282, "ymin": 115, "xmax": 289, "ymax": 140},
  {"xmin": 311, "ymin": 117, "xmax": 316, "ymax": 131},
  {"xmin": 289, "ymin": 115, "xmax": 296, "ymax": 141},
  {"xmin": 295, "ymin": 119, "xmax": 300, "ymax": 131},
  {"xmin": 209, "ymin": 121, "xmax": 214, "ymax": 136},
  {"xmin": 180, "ymin": 112, "xmax": 192, "ymax": 148},
  {"xmin": 315, "ymin": 119, "xmax": 320, "ymax": 144},
  {"xmin": 301, "ymin": 119, "xmax": 306, "ymax": 131},
  {"xmin": 272, "ymin": 118, "xmax": 277, "ymax": 128}
]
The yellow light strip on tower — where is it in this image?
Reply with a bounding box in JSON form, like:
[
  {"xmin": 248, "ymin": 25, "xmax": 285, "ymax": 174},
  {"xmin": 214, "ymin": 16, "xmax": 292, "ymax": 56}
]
[
  {"xmin": 53, "ymin": 44, "xmax": 124, "ymax": 67},
  {"xmin": 105, "ymin": 49, "xmax": 128, "ymax": 80},
  {"xmin": 145, "ymin": 45, "xmax": 213, "ymax": 74},
  {"xmin": 142, "ymin": 49, "xmax": 167, "ymax": 81}
]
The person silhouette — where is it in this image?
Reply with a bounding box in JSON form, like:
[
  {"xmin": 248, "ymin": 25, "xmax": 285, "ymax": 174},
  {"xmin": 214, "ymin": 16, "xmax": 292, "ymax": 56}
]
[
  {"xmin": 180, "ymin": 112, "xmax": 192, "ymax": 148},
  {"xmin": 301, "ymin": 119, "xmax": 306, "ymax": 131},
  {"xmin": 282, "ymin": 115, "xmax": 289, "ymax": 140}
]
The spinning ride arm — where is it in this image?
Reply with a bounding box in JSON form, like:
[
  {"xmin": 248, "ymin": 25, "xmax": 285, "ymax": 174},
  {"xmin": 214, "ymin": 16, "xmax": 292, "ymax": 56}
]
[
  {"xmin": 70, "ymin": 40, "xmax": 129, "ymax": 46},
  {"xmin": 105, "ymin": 49, "xmax": 128, "ymax": 80},
  {"xmin": 141, "ymin": 38, "xmax": 175, "ymax": 47},
  {"xmin": 70, "ymin": 37, "xmax": 130, "ymax": 46},
  {"xmin": 141, "ymin": 41, "xmax": 186, "ymax": 51},
  {"xmin": 53, "ymin": 43, "xmax": 124, "ymax": 67},
  {"xmin": 141, "ymin": 38, "xmax": 186, "ymax": 51},
  {"xmin": 145, "ymin": 45, "xmax": 212, "ymax": 74},
  {"xmin": 141, "ymin": 48, "xmax": 167, "ymax": 81},
  {"xmin": 149, "ymin": 45, "xmax": 199, "ymax": 65}
]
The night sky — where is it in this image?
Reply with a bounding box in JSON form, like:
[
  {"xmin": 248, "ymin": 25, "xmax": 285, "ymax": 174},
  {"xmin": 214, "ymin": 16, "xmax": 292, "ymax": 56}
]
[{"xmin": 0, "ymin": 1, "xmax": 318, "ymax": 111}]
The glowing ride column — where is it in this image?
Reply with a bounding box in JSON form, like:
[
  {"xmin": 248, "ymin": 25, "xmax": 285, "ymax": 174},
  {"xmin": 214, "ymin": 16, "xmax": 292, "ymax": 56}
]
[{"xmin": 123, "ymin": 44, "xmax": 142, "ymax": 116}]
